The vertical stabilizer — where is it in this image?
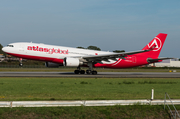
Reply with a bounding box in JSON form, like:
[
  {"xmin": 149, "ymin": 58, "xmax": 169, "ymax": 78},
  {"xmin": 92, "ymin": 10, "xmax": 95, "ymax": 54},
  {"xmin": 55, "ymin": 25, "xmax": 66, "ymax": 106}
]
[{"xmin": 142, "ymin": 33, "xmax": 167, "ymax": 58}]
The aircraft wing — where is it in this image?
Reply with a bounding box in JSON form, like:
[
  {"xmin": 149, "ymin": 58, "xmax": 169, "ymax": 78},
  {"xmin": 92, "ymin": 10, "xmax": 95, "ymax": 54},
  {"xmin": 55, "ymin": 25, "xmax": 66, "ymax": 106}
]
[
  {"xmin": 81, "ymin": 49, "xmax": 150, "ymax": 62},
  {"xmin": 147, "ymin": 57, "xmax": 174, "ymax": 63}
]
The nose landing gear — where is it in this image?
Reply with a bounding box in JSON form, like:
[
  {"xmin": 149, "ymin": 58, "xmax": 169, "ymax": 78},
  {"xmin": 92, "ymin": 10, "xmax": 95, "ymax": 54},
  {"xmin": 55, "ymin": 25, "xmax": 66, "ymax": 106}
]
[{"xmin": 19, "ymin": 58, "xmax": 23, "ymax": 67}]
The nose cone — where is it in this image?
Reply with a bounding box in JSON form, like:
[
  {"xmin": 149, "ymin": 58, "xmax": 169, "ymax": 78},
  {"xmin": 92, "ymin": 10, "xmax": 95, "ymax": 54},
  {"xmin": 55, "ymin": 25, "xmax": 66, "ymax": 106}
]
[
  {"xmin": 2, "ymin": 47, "xmax": 7, "ymax": 53},
  {"xmin": 2, "ymin": 47, "xmax": 5, "ymax": 52}
]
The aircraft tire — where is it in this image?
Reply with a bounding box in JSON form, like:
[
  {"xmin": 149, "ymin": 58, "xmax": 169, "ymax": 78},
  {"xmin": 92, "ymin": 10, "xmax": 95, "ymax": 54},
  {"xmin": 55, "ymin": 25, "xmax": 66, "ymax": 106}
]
[
  {"xmin": 92, "ymin": 70, "xmax": 97, "ymax": 75},
  {"xmin": 19, "ymin": 63, "xmax": 23, "ymax": 67},
  {"xmin": 74, "ymin": 70, "xmax": 80, "ymax": 74},
  {"xmin": 86, "ymin": 70, "xmax": 91, "ymax": 74},
  {"xmin": 80, "ymin": 70, "xmax": 85, "ymax": 74}
]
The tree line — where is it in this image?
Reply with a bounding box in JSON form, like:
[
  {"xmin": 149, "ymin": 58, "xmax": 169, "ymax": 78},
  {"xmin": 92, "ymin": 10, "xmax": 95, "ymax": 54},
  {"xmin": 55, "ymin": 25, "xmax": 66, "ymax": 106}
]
[
  {"xmin": 77, "ymin": 45, "xmax": 125, "ymax": 53},
  {"xmin": 0, "ymin": 44, "xmax": 6, "ymax": 56}
]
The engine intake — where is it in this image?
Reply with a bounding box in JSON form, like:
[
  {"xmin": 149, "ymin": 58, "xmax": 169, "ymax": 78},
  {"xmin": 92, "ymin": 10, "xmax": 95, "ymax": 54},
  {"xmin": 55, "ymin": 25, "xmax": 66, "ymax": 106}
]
[{"xmin": 63, "ymin": 57, "xmax": 82, "ymax": 67}]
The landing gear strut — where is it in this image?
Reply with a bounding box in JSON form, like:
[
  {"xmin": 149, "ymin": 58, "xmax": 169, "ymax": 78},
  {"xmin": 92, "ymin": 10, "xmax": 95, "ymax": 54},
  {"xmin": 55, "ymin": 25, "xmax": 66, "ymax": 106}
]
[
  {"xmin": 86, "ymin": 62, "xmax": 97, "ymax": 75},
  {"xmin": 19, "ymin": 58, "xmax": 23, "ymax": 67}
]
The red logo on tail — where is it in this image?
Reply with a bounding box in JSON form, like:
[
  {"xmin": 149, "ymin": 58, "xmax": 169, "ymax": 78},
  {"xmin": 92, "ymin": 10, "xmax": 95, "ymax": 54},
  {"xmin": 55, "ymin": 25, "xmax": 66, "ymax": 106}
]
[{"xmin": 148, "ymin": 37, "xmax": 162, "ymax": 51}]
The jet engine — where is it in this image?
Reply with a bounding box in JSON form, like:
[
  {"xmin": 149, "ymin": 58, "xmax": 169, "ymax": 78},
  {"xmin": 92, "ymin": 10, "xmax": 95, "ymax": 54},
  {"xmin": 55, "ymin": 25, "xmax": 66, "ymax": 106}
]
[
  {"xmin": 45, "ymin": 62, "xmax": 60, "ymax": 68},
  {"xmin": 63, "ymin": 57, "xmax": 83, "ymax": 67}
]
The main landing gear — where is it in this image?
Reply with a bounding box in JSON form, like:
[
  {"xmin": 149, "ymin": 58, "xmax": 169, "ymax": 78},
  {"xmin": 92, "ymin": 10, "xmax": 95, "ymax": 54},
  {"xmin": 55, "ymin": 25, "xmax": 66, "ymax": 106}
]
[
  {"xmin": 74, "ymin": 62, "xmax": 98, "ymax": 75},
  {"xmin": 86, "ymin": 70, "xmax": 97, "ymax": 75},
  {"xmin": 74, "ymin": 69, "xmax": 97, "ymax": 75},
  {"xmin": 74, "ymin": 69, "xmax": 85, "ymax": 74}
]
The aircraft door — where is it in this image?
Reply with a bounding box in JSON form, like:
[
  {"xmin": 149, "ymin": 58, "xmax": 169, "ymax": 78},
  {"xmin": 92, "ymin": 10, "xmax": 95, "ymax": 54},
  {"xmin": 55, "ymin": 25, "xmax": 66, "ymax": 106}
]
[
  {"xmin": 19, "ymin": 44, "xmax": 24, "ymax": 52},
  {"xmin": 132, "ymin": 56, "xmax": 136, "ymax": 63},
  {"xmin": 126, "ymin": 56, "xmax": 136, "ymax": 63}
]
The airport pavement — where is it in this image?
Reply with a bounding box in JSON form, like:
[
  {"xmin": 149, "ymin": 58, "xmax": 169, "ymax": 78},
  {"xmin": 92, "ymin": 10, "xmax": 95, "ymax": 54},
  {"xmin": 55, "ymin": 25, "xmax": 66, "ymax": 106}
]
[{"xmin": 0, "ymin": 72, "xmax": 180, "ymax": 78}]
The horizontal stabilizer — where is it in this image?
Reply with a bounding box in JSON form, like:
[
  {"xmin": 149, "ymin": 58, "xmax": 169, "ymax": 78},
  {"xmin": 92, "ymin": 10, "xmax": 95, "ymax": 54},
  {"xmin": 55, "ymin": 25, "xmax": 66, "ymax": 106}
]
[{"xmin": 147, "ymin": 57, "xmax": 174, "ymax": 63}]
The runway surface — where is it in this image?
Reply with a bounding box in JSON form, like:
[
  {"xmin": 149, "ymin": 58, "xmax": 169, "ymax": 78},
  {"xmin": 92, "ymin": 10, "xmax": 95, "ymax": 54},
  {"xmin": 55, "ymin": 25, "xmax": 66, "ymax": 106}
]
[{"xmin": 0, "ymin": 72, "xmax": 180, "ymax": 78}]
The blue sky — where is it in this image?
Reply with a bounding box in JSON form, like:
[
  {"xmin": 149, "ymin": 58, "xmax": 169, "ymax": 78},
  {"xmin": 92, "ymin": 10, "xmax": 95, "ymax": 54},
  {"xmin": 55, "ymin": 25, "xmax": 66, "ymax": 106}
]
[{"xmin": 0, "ymin": 0, "xmax": 180, "ymax": 57}]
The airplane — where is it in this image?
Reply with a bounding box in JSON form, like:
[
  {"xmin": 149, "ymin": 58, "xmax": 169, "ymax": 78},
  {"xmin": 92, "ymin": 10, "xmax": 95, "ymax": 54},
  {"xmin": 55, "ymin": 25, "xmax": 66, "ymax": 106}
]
[{"xmin": 2, "ymin": 33, "xmax": 171, "ymax": 75}]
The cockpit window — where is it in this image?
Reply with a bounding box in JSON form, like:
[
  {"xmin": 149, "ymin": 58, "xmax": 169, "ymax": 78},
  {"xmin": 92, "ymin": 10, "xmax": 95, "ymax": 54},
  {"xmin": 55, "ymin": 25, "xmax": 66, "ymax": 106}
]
[{"xmin": 7, "ymin": 45, "xmax": 14, "ymax": 47}]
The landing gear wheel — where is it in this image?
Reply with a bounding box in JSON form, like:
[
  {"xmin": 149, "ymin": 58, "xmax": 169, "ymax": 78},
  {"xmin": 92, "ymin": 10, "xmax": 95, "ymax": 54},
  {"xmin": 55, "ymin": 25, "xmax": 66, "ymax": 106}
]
[
  {"xmin": 19, "ymin": 63, "xmax": 23, "ymax": 67},
  {"xmin": 92, "ymin": 70, "xmax": 97, "ymax": 75},
  {"xmin": 74, "ymin": 70, "xmax": 80, "ymax": 74},
  {"xmin": 80, "ymin": 70, "xmax": 85, "ymax": 74},
  {"xmin": 86, "ymin": 70, "xmax": 91, "ymax": 74}
]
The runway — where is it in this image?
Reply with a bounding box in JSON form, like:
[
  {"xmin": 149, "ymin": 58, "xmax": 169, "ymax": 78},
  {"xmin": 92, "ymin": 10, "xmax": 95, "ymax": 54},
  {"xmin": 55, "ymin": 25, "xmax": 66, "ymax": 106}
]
[{"xmin": 0, "ymin": 72, "xmax": 180, "ymax": 78}]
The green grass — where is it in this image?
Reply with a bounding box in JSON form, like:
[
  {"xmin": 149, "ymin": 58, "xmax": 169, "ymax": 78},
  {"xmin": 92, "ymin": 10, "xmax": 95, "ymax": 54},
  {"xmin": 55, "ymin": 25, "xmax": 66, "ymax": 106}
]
[
  {"xmin": 0, "ymin": 77, "xmax": 180, "ymax": 101},
  {"xmin": 0, "ymin": 105, "xmax": 171, "ymax": 119}
]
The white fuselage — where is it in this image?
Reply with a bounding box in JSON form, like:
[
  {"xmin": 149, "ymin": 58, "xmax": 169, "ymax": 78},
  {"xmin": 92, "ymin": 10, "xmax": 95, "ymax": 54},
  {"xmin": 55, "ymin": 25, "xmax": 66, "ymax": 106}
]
[{"xmin": 2, "ymin": 42, "xmax": 115, "ymax": 64}]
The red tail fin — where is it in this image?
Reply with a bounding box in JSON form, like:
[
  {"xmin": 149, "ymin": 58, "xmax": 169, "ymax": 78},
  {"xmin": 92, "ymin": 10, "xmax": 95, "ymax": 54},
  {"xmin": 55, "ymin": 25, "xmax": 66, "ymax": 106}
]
[{"xmin": 142, "ymin": 33, "xmax": 167, "ymax": 58}]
